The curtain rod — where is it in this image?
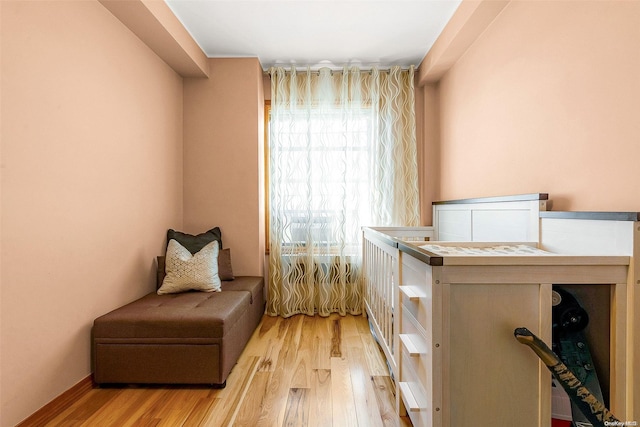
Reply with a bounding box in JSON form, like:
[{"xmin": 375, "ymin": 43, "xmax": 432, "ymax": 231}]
[{"xmin": 262, "ymin": 65, "xmax": 416, "ymax": 75}]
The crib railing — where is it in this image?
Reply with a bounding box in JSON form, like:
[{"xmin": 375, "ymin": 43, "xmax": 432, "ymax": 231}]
[{"xmin": 362, "ymin": 226, "xmax": 434, "ymax": 379}]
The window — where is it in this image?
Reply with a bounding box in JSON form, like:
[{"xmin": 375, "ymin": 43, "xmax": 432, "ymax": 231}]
[{"xmin": 268, "ymin": 105, "xmax": 373, "ymax": 255}]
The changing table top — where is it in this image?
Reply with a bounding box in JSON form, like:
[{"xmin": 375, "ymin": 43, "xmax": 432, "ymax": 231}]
[{"xmin": 397, "ymin": 240, "xmax": 630, "ymax": 267}]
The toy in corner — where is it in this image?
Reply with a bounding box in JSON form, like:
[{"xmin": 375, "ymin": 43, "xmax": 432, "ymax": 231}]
[
  {"xmin": 516, "ymin": 286, "xmax": 618, "ymax": 427},
  {"xmin": 551, "ymin": 287, "xmax": 607, "ymax": 427},
  {"xmin": 513, "ymin": 326, "xmax": 619, "ymax": 427}
]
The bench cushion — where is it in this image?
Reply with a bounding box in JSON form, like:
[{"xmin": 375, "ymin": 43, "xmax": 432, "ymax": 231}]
[
  {"xmin": 93, "ymin": 291, "xmax": 250, "ymax": 341},
  {"xmin": 221, "ymin": 276, "xmax": 263, "ymax": 303}
]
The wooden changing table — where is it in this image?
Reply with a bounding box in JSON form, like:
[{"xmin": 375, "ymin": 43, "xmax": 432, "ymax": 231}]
[{"xmin": 375, "ymin": 236, "xmax": 630, "ymax": 427}]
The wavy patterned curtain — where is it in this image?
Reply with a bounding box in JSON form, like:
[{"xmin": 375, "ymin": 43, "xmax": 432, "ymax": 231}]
[{"xmin": 267, "ymin": 66, "xmax": 419, "ymax": 318}]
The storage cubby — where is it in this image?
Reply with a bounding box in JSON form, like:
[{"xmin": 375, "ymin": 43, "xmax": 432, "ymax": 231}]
[{"xmin": 556, "ymin": 284, "xmax": 611, "ymax": 407}]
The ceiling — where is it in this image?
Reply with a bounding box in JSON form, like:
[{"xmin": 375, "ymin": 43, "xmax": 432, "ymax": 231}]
[{"xmin": 164, "ymin": 0, "xmax": 462, "ymax": 70}]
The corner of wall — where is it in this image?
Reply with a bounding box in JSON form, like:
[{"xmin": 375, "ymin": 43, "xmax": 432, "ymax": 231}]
[
  {"xmin": 183, "ymin": 58, "xmax": 265, "ymax": 277},
  {"xmin": 99, "ymin": 0, "xmax": 209, "ymax": 77},
  {"xmin": 418, "ymin": 0, "xmax": 510, "ymax": 85}
]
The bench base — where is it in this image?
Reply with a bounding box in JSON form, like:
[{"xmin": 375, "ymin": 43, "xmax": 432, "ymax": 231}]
[{"xmin": 92, "ymin": 277, "xmax": 264, "ymax": 386}]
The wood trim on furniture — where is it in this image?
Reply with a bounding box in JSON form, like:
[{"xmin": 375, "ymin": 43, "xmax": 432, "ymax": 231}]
[
  {"xmin": 432, "ymin": 193, "xmax": 548, "ymax": 205},
  {"xmin": 16, "ymin": 375, "xmax": 94, "ymax": 427},
  {"xmin": 540, "ymin": 211, "xmax": 640, "ymax": 221}
]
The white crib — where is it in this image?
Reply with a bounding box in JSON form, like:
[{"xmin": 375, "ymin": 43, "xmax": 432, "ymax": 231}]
[
  {"xmin": 362, "ymin": 194, "xmax": 547, "ymax": 381},
  {"xmin": 362, "ymin": 226, "xmax": 434, "ymax": 379}
]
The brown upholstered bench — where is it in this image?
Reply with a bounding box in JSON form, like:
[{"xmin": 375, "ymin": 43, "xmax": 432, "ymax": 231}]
[{"xmin": 92, "ymin": 276, "xmax": 264, "ymax": 387}]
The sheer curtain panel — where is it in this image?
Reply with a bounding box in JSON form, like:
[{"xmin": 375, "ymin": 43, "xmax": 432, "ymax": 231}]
[{"xmin": 267, "ymin": 66, "xmax": 419, "ymax": 318}]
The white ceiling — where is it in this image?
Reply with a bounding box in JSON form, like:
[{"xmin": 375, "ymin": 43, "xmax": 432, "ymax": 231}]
[{"xmin": 165, "ymin": 0, "xmax": 461, "ymax": 70}]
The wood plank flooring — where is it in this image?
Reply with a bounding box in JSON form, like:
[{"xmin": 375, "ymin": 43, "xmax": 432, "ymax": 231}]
[{"xmin": 40, "ymin": 314, "xmax": 412, "ymax": 427}]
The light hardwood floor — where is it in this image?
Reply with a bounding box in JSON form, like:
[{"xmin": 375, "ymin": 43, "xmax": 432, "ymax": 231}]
[{"xmin": 41, "ymin": 314, "xmax": 412, "ymax": 426}]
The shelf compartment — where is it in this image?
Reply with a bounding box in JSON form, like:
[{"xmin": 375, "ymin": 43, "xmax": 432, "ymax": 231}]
[
  {"xmin": 400, "ymin": 333, "xmax": 427, "ymax": 356},
  {"xmin": 399, "ymin": 381, "xmax": 427, "ymax": 412},
  {"xmin": 400, "ymin": 285, "xmax": 425, "ymax": 301}
]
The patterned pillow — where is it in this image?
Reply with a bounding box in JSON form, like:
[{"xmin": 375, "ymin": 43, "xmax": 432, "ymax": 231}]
[{"xmin": 158, "ymin": 239, "xmax": 221, "ymax": 295}]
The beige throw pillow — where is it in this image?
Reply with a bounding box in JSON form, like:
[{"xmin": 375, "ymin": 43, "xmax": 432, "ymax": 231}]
[{"xmin": 158, "ymin": 239, "xmax": 221, "ymax": 295}]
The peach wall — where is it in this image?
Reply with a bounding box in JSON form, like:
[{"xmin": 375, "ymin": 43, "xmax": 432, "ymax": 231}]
[
  {"xmin": 0, "ymin": 1, "xmax": 183, "ymax": 425},
  {"xmin": 437, "ymin": 0, "xmax": 640, "ymax": 211},
  {"xmin": 183, "ymin": 58, "xmax": 265, "ymax": 277},
  {"xmin": 416, "ymin": 82, "xmax": 440, "ymax": 225}
]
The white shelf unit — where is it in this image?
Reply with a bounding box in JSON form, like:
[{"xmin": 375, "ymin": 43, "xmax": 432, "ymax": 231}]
[
  {"xmin": 362, "ymin": 194, "xmax": 639, "ymax": 426},
  {"xmin": 395, "ymin": 240, "xmax": 629, "ymax": 426}
]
